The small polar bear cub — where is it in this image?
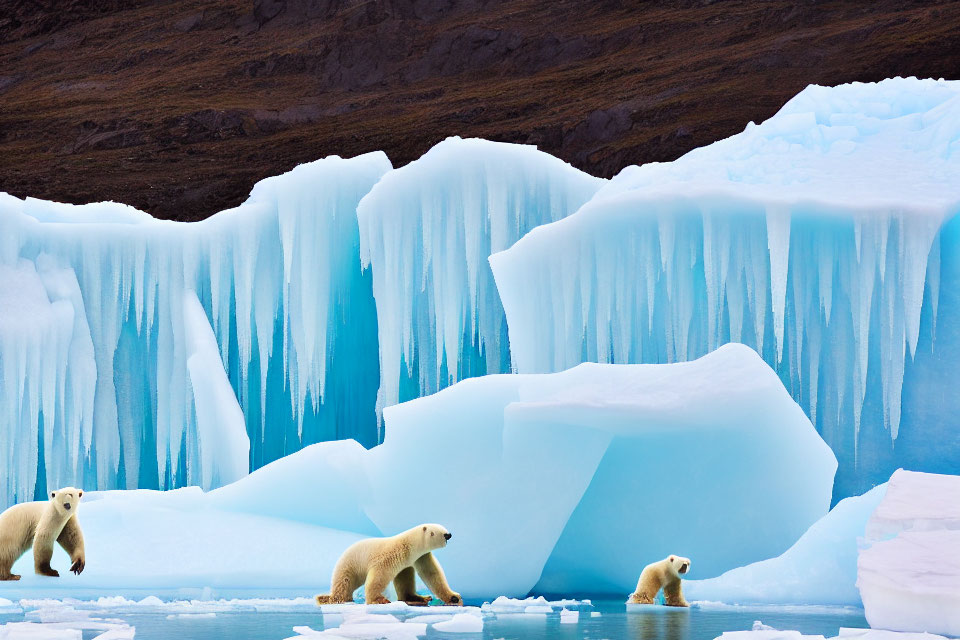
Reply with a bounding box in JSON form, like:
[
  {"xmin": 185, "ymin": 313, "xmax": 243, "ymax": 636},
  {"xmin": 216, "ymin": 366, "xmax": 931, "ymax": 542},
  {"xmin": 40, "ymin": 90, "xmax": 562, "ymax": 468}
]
[
  {"xmin": 315, "ymin": 523, "xmax": 461, "ymax": 606},
  {"xmin": 0, "ymin": 487, "xmax": 86, "ymax": 581},
  {"xmin": 628, "ymin": 555, "xmax": 691, "ymax": 607}
]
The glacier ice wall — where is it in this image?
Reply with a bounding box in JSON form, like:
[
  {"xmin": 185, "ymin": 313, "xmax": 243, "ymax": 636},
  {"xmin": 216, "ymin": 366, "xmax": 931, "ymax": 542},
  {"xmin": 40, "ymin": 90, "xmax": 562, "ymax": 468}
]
[
  {"xmin": 357, "ymin": 137, "xmax": 604, "ymax": 421},
  {"xmin": 0, "ymin": 152, "xmax": 390, "ymax": 507},
  {"xmin": 490, "ymin": 78, "xmax": 960, "ymax": 500}
]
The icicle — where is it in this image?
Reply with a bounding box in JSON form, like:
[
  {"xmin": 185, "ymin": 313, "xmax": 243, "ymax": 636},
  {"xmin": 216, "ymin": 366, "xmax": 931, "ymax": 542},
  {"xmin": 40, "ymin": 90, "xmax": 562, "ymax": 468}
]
[{"xmin": 765, "ymin": 205, "xmax": 791, "ymax": 363}]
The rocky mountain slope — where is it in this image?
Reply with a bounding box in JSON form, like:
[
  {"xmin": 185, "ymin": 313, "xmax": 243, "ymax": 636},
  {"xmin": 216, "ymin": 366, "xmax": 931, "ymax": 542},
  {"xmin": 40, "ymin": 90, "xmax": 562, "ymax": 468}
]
[{"xmin": 1, "ymin": 0, "xmax": 958, "ymax": 221}]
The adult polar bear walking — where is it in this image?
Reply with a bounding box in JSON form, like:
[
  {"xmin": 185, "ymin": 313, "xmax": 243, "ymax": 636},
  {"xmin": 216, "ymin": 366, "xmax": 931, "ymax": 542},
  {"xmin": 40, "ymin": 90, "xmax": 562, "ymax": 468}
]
[
  {"xmin": 0, "ymin": 487, "xmax": 86, "ymax": 580},
  {"xmin": 315, "ymin": 523, "xmax": 461, "ymax": 605},
  {"xmin": 628, "ymin": 555, "xmax": 691, "ymax": 607}
]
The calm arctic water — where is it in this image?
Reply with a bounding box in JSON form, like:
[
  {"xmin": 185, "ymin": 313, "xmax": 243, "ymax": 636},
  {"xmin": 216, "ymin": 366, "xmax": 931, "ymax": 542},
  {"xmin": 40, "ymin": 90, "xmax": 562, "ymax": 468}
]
[{"xmin": 28, "ymin": 600, "xmax": 867, "ymax": 640}]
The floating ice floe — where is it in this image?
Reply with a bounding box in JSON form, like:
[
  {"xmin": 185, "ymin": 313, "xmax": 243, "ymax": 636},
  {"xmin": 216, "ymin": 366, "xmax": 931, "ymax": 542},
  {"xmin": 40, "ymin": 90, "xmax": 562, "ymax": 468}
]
[
  {"xmin": 287, "ymin": 603, "xmax": 486, "ymax": 639},
  {"xmin": 479, "ymin": 596, "xmax": 592, "ymax": 615},
  {"xmin": 432, "ymin": 613, "xmax": 484, "ymax": 632},
  {"xmin": 714, "ymin": 624, "xmax": 951, "ymax": 640},
  {"xmin": 0, "ymin": 600, "xmax": 136, "ymax": 640}
]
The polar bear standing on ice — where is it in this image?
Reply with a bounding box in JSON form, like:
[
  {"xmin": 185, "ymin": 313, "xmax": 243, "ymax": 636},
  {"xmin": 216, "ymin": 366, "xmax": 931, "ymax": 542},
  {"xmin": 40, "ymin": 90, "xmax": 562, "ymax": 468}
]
[
  {"xmin": 315, "ymin": 523, "xmax": 461, "ymax": 605},
  {"xmin": 0, "ymin": 487, "xmax": 86, "ymax": 580},
  {"xmin": 628, "ymin": 555, "xmax": 690, "ymax": 607}
]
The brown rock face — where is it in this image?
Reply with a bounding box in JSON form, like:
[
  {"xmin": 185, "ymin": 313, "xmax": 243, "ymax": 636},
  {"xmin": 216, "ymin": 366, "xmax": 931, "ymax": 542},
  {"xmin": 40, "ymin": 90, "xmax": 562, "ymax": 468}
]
[{"xmin": 1, "ymin": 0, "xmax": 959, "ymax": 221}]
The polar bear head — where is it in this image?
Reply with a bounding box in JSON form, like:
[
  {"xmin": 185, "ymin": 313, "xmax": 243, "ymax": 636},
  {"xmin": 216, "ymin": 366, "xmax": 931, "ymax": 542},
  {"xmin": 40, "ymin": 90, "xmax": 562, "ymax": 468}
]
[
  {"xmin": 667, "ymin": 555, "xmax": 691, "ymax": 577},
  {"xmin": 49, "ymin": 487, "xmax": 83, "ymax": 516},
  {"xmin": 418, "ymin": 523, "xmax": 452, "ymax": 551}
]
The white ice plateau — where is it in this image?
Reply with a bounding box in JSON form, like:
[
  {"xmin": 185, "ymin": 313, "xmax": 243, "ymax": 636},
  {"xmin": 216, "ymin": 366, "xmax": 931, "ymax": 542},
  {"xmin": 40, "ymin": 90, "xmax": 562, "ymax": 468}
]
[{"xmin": 857, "ymin": 470, "xmax": 960, "ymax": 637}]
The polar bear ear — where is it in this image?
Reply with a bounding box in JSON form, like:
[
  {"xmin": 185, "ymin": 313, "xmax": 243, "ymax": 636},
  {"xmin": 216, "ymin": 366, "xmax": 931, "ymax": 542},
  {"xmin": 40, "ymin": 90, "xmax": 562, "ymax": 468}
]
[
  {"xmin": 78, "ymin": 491, "xmax": 83, "ymax": 498},
  {"xmin": 50, "ymin": 492, "xmax": 56, "ymax": 499},
  {"xmin": 422, "ymin": 526, "xmax": 427, "ymax": 531},
  {"xmin": 669, "ymin": 555, "xmax": 675, "ymax": 562}
]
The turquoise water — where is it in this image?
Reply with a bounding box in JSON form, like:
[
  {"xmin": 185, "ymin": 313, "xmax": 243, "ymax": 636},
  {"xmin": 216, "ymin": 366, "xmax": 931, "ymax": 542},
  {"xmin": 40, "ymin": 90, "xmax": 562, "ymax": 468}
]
[{"xmin": 7, "ymin": 600, "xmax": 867, "ymax": 640}]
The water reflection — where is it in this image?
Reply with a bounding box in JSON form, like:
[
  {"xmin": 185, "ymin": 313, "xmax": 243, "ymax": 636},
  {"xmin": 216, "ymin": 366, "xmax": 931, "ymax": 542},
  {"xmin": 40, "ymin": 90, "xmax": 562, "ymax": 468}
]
[{"xmin": 626, "ymin": 608, "xmax": 691, "ymax": 640}]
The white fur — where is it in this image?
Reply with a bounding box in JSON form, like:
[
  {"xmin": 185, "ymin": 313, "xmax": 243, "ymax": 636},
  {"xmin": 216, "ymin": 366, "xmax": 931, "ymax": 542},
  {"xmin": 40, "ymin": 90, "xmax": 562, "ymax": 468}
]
[
  {"xmin": 628, "ymin": 554, "xmax": 691, "ymax": 606},
  {"xmin": 0, "ymin": 487, "xmax": 86, "ymax": 580},
  {"xmin": 315, "ymin": 523, "xmax": 461, "ymax": 605}
]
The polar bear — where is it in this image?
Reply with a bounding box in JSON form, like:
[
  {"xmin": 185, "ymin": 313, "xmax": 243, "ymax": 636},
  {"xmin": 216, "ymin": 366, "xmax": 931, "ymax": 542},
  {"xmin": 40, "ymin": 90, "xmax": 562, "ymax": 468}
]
[
  {"xmin": 0, "ymin": 487, "xmax": 86, "ymax": 580},
  {"xmin": 315, "ymin": 523, "xmax": 461, "ymax": 606},
  {"xmin": 628, "ymin": 555, "xmax": 690, "ymax": 607}
]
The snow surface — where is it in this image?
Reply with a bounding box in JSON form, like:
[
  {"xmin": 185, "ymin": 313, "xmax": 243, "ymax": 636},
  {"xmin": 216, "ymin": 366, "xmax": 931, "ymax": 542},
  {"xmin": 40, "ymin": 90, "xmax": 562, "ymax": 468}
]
[
  {"xmin": 357, "ymin": 137, "xmax": 604, "ymax": 424},
  {"xmin": 857, "ymin": 470, "xmax": 960, "ymax": 637},
  {"xmin": 0, "ymin": 152, "xmax": 390, "ymax": 506},
  {"xmin": 864, "ymin": 469, "xmax": 960, "ymax": 540},
  {"xmin": 687, "ymin": 484, "xmax": 886, "ymax": 606},
  {"xmin": 0, "ymin": 488, "xmax": 365, "ymax": 600},
  {"xmin": 489, "ymin": 77, "xmax": 960, "ymax": 499}
]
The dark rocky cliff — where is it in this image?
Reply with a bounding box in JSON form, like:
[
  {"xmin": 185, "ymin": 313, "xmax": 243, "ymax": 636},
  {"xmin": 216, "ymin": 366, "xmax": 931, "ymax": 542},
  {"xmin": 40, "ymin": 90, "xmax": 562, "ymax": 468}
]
[{"xmin": 1, "ymin": 0, "xmax": 958, "ymax": 220}]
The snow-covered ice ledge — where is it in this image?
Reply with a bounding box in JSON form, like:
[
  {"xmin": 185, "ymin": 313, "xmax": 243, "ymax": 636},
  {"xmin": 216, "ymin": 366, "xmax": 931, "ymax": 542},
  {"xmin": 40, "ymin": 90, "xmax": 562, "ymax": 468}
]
[{"xmin": 490, "ymin": 77, "xmax": 960, "ymax": 500}]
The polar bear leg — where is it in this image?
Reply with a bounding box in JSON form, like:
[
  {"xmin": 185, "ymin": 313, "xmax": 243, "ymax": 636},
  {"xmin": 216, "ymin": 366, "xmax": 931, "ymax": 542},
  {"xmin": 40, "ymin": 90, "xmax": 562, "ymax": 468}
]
[
  {"xmin": 57, "ymin": 516, "xmax": 85, "ymax": 575},
  {"xmin": 0, "ymin": 549, "xmax": 21, "ymax": 581},
  {"xmin": 663, "ymin": 580, "xmax": 688, "ymax": 607},
  {"xmin": 33, "ymin": 527, "xmax": 59, "ymax": 577},
  {"xmin": 364, "ymin": 562, "xmax": 397, "ymax": 604},
  {"xmin": 316, "ymin": 566, "xmax": 364, "ymax": 605},
  {"xmin": 394, "ymin": 566, "xmax": 429, "ymax": 604},
  {"xmin": 414, "ymin": 552, "xmax": 460, "ymax": 604},
  {"xmin": 629, "ymin": 567, "xmax": 660, "ymax": 604},
  {"xmin": 628, "ymin": 589, "xmax": 656, "ymax": 604}
]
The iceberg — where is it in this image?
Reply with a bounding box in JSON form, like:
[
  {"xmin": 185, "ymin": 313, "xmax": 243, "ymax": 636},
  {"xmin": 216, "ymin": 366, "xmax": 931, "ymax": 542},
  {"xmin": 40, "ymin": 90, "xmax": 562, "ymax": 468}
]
[
  {"xmin": 231, "ymin": 344, "xmax": 834, "ymax": 598},
  {"xmin": 0, "ymin": 152, "xmax": 390, "ymax": 506},
  {"xmin": 357, "ymin": 137, "xmax": 604, "ymax": 423},
  {"xmin": 857, "ymin": 470, "xmax": 960, "ymax": 637},
  {"xmin": 489, "ymin": 77, "xmax": 960, "ymax": 500}
]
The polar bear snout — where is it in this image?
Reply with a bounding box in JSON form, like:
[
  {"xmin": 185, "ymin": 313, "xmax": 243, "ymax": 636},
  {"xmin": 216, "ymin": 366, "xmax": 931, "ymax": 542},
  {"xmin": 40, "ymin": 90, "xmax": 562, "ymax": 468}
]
[
  {"xmin": 63, "ymin": 503, "xmax": 71, "ymax": 511},
  {"xmin": 443, "ymin": 533, "xmax": 452, "ymax": 541},
  {"xmin": 678, "ymin": 562, "xmax": 689, "ymax": 574}
]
